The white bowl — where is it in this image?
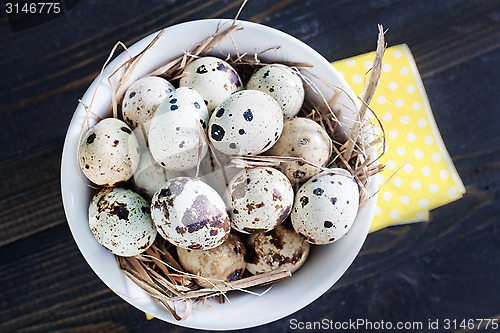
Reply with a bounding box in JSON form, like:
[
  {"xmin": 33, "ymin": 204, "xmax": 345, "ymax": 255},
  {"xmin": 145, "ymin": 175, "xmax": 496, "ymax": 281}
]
[{"xmin": 61, "ymin": 19, "xmax": 378, "ymax": 330}]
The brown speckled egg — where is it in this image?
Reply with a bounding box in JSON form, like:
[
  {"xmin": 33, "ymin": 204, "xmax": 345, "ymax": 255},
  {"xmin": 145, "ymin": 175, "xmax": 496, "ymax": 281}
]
[
  {"xmin": 266, "ymin": 117, "xmax": 332, "ymax": 184},
  {"xmin": 179, "ymin": 57, "xmax": 242, "ymax": 112},
  {"xmin": 177, "ymin": 234, "xmax": 246, "ymax": 288},
  {"xmin": 245, "ymin": 225, "xmax": 310, "ymax": 275},
  {"xmin": 208, "ymin": 90, "xmax": 284, "ymax": 155},
  {"xmin": 122, "ymin": 76, "xmax": 175, "ymax": 134},
  {"xmin": 89, "ymin": 187, "xmax": 157, "ymax": 257},
  {"xmin": 246, "ymin": 64, "xmax": 305, "ymax": 120},
  {"xmin": 291, "ymin": 171, "xmax": 359, "ymax": 245},
  {"xmin": 224, "ymin": 167, "xmax": 294, "ymax": 234},
  {"xmin": 151, "ymin": 177, "xmax": 230, "ymax": 250},
  {"xmin": 79, "ymin": 118, "xmax": 140, "ymax": 186}
]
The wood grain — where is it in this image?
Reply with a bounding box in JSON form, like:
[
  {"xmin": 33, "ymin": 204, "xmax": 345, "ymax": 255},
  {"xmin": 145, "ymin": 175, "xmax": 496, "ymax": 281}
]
[{"xmin": 1, "ymin": 0, "xmax": 499, "ymax": 332}]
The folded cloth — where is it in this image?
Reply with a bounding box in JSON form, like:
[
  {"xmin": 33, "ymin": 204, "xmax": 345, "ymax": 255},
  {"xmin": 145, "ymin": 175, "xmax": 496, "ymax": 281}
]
[{"xmin": 333, "ymin": 44, "xmax": 465, "ymax": 232}]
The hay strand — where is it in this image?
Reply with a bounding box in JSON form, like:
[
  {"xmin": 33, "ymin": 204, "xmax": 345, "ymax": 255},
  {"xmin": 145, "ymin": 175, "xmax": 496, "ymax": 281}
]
[
  {"xmin": 343, "ymin": 24, "xmax": 386, "ymax": 161},
  {"xmin": 117, "ymin": 239, "xmax": 291, "ymax": 320}
]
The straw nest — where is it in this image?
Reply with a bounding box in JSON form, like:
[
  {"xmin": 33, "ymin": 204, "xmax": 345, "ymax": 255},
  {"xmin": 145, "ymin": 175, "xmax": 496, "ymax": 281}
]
[{"xmin": 78, "ymin": 17, "xmax": 387, "ymax": 320}]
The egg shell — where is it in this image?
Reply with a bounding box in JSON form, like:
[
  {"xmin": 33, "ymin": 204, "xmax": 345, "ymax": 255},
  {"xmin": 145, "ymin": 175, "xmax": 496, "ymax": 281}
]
[
  {"xmin": 79, "ymin": 118, "xmax": 140, "ymax": 186},
  {"xmin": 88, "ymin": 187, "xmax": 157, "ymax": 257},
  {"xmin": 151, "ymin": 177, "xmax": 230, "ymax": 250},
  {"xmin": 179, "ymin": 56, "xmax": 242, "ymax": 112},
  {"xmin": 177, "ymin": 233, "xmax": 246, "ymax": 288},
  {"xmin": 246, "ymin": 64, "xmax": 305, "ymax": 120},
  {"xmin": 208, "ymin": 90, "xmax": 284, "ymax": 155},
  {"xmin": 245, "ymin": 224, "xmax": 310, "ymax": 275},
  {"xmin": 266, "ymin": 117, "xmax": 332, "ymax": 184},
  {"xmin": 291, "ymin": 172, "xmax": 359, "ymax": 245},
  {"xmin": 224, "ymin": 167, "xmax": 294, "ymax": 234},
  {"xmin": 148, "ymin": 87, "xmax": 209, "ymax": 171},
  {"xmin": 122, "ymin": 76, "xmax": 175, "ymax": 134}
]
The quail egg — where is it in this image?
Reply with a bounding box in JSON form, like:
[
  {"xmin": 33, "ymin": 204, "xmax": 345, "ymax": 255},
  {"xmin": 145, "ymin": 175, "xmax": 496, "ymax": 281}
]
[
  {"xmin": 89, "ymin": 187, "xmax": 157, "ymax": 257},
  {"xmin": 179, "ymin": 56, "xmax": 242, "ymax": 112},
  {"xmin": 209, "ymin": 90, "xmax": 283, "ymax": 155},
  {"xmin": 291, "ymin": 171, "xmax": 359, "ymax": 245},
  {"xmin": 177, "ymin": 233, "xmax": 246, "ymax": 288},
  {"xmin": 122, "ymin": 76, "xmax": 175, "ymax": 134},
  {"xmin": 224, "ymin": 166, "xmax": 294, "ymax": 234},
  {"xmin": 246, "ymin": 64, "xmax": 305, "ymax": 120},
  {"xmin": 79, "ymin": 118, "xmax": 140, "ymax": 186},
  {"xmin": 266, "ymin": 117, "xmax": 332, "ymax": 184},
  {"xmin": 148, "ymin": 87, "xmax": 209, "ymax": 171},
  {"xmin": 245, "ymin": 224, "xmax": 310, "ymax": 275},
  {"xmin": 151, "ymin": 177, "xmax": 230, "ymax": 250}
]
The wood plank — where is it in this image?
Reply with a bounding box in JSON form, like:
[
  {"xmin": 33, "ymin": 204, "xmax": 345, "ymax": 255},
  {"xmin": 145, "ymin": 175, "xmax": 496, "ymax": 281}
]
[
  {"xmin": 0, "ymin": 142, "xmax": 61, "ymax": 198},
  {"xmin": 0, "ymin": 141, "xmax": 65, "ymax": 247},
  {"xmin": 0, "ymin": 225, "xmax": 186, "ymax": 332}
]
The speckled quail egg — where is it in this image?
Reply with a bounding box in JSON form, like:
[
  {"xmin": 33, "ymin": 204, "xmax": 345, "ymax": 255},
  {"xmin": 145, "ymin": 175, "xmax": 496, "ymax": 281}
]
[
  {"xmin": 148, "ymin": 87, "xmax": 209, "ymax": 171},
  {"xmin": 209, "ymin": 90, "xmax": 283, "ymax": 155},
  {"xmin": 266, "ymin": 117, "xmax": 332, "ymax": 184},
  {"xmin": 246, "ymin": 64, "xmax": 305, "ymax": 120},
  {"xmin": 245, "ymin": 224, "xmax": 310, "ymax": 275},
  {"xmin": 89, "ymin": 187, "xmax": 157, "ymax": 257},
  {"xmin": 151, "ymin": 177, "xmax": 230, "ymax": 250},
  {"xmin": 79, "ymin": 118, "xmax": 140, "ymax": 186},
  {"xmin": 291, "ymin": 171, "xmax": 359, "ymax": 245},
  {"xmin": 224, "ymin": 167, "xmax": 294, "ymax": 234},
  {"xmin": 122, "ymin": 76, "xmax": 175, "ymax": 134},
  {"xmin": 177, "ymin": 233, "xmax": 246, "ymax": 287},
  {"xmin": 179, "ymin": 56, "xmax": 242, "ymax": 112}
]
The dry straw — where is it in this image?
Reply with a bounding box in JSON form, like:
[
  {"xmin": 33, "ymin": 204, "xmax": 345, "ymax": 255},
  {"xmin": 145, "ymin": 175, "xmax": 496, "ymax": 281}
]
[{"xmin": 79, "ymin": 17, "xmax": 386, "ymax": 320}]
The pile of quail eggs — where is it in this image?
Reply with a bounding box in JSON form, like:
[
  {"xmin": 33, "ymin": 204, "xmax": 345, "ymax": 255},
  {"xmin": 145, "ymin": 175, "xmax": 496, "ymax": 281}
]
[{"xmin": 79, "ymin": 56, "xmax": 360, "ymax": 287}]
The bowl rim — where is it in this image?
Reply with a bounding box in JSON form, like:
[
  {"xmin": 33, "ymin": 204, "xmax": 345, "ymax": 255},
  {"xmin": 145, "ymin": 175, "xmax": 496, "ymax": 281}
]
[{"xmin": 61, "ymin": 18, "xmax": 379, "ymax": 330}]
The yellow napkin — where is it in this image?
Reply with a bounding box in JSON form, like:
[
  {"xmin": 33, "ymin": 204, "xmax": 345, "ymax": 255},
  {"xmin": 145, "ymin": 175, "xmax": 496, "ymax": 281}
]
[{"xmin": 333, "ymin": 44, "xmax": 465, "ymax": 232}]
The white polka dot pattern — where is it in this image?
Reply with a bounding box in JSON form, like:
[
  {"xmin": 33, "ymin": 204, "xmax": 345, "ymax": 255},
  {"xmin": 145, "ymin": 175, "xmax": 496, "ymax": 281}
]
[{"xmin": 334, "ymin": 44, "xmax": 465, "ymax": 232}]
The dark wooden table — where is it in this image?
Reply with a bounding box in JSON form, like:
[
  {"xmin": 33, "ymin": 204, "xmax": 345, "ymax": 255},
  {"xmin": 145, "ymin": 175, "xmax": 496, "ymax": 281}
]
[{"xmin": 1, "ymin": 0, "xmax": 500, "ymax": 332}]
